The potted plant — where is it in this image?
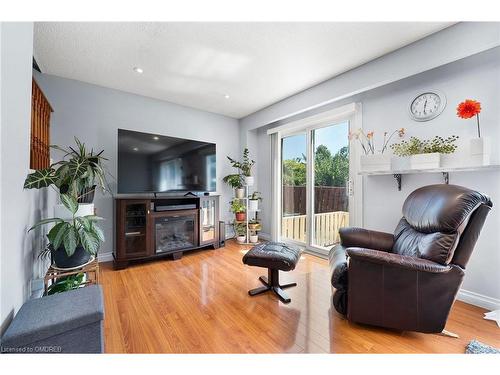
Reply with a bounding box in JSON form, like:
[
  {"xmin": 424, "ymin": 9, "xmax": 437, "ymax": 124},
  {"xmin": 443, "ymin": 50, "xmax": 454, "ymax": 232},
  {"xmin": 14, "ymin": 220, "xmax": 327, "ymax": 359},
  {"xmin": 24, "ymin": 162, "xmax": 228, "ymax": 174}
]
[
  {"xmin": 24, "ymin": 138, "xmax": 110, "ymax": 204},
  {"xmin": 248, "ymin": 191, "xmax": 262, "ymax": 211},
  {"xmin": 350, "ymin": 128, "xmax": 405, "ymax": 172},
  {"xmin": 24, "ymin": 138, "xmax": 109, "ymax": 268},
  {"xmin": 248, "ymin": 219, "xmax": 262, "ymax": 232},
  {"xmin": 457, "ymin": 99, "xmax": 490, "ymax": 165},
  {"xmin": 223, "ymin": 174, "xmax": 245, "ymax": 198},
  {"xmin": 227, "ymin": 148, "xmax": 256, "ymax": 186},
  {"xmin": 249, "ymin": 230, "xmax": 259, "ymax": 244},
  {"xmin": 29, "ymin": 194, "xmax": 105, "ymax": 268},
  {"xmin": 390, "ymin": 135, "xmax": 459, "ymax": 170},
  {"xmin": 230, "ymin": 198, "xmax": 246, "ymax": 221},
  {"xmin": 234, "ymin": 222, "xmax": 247, "ymax": 243}
]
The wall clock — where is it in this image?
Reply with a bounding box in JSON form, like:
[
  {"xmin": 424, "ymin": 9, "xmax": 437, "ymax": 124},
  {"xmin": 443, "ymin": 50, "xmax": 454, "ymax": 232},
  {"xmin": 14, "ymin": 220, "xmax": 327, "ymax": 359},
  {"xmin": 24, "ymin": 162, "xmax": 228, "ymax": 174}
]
[{"xmin": 408, "ymin": 90, "xmax": 446, "ymax": 122}]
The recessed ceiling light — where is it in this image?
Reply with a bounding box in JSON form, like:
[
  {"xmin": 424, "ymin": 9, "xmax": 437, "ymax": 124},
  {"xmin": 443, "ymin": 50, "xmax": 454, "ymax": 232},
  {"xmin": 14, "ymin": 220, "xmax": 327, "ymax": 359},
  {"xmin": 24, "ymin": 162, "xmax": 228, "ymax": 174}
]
[
  {"xmin": 224, "ymin": 94, "xmax": 230, "ymax": 99},
  {"xmin": 153, "ymin": 136, "xmax": 159, "ymax": 140},
  {"xmin": 133, "ymin": 67, "xmax": 143, "ymax": 74},
  {"xmin": 133, "ymin": 147, "xmax": 139, "ymax": 151}
]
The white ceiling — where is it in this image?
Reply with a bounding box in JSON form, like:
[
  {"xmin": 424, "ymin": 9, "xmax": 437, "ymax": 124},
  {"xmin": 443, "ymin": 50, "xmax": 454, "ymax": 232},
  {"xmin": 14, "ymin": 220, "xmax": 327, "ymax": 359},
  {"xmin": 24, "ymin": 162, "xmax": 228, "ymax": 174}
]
[{"xmin": 34, "ymin": 22, "xmax": 453, "ymax": 119}]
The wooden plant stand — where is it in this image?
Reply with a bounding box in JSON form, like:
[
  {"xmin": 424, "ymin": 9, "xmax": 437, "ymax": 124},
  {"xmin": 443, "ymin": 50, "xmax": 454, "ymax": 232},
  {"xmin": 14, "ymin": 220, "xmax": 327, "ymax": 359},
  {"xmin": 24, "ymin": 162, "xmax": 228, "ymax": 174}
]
[{"xmin": 44, "ymin": 258, "xmax": 99, "ymax": 295}]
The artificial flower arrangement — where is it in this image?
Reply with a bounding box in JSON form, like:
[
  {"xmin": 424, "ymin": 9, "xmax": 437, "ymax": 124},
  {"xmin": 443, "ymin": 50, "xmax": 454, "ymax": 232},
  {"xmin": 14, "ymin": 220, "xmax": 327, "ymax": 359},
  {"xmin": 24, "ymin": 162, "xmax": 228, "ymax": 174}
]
[
  {"xmin": 349, "ymin": 128, "xmax": 405, "ymax": 155},
  {"xmin": 457, "ymin": 99, "xmax": 482, "ymax": 137}
]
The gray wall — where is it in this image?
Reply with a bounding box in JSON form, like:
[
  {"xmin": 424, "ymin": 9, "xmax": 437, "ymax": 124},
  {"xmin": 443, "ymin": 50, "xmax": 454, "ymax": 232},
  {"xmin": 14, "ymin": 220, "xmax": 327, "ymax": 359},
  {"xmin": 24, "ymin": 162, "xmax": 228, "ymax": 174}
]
[
  {"xmin": 34, "ymin": 73, "xmax": 240, "ymax": 258},
  {"xmin": 1, "ymin": 22, "xmax": 52, "ymax": 332},
  {"xmin": 251, "ymin": 47, "xmax": 500, "ymax": 305}
]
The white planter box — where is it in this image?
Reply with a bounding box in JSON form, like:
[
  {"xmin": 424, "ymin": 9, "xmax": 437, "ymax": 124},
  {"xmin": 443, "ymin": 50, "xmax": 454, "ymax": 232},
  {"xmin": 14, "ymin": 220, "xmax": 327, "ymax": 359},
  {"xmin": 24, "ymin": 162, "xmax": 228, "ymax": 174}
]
[
  {"xmin": 470, "ymin": 137, "xmax": 491, "ymax": 166},
  {"xmin": 236, "ymin": 235, "xmax": 246, "ymax": 243},
  {"xmin": 391, "ymin": 156, "xmax": 411, "ymax": 171},
  {"xmin": 409, "ymin": 153, "xmax": 441, "ymax": 170},
  {"xmin": 249, "ymin": 235, "xmax": 258, "ymax": 243},
  {"xmin": 248, "ymin": 199, "xmax": 259, "ymax": 211},
  {"xmin": 54, "ymin": 203, "xmax": 94, "ymax": 220},
  {"xmin": 360, "ymin": 154, "xmax": 391, "ymax": 172}
]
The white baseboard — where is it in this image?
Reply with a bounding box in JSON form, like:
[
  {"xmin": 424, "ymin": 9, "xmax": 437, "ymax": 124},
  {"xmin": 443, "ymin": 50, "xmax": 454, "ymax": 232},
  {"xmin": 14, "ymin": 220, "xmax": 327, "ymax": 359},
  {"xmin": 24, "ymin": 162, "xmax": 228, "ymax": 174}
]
[
  {"xmin": 98, "ymin": 252, "xmax": 114, "ymax": 263},
  {"xmin": 457, "ymin": 289, "xmax": 500, "ymax": 311}
]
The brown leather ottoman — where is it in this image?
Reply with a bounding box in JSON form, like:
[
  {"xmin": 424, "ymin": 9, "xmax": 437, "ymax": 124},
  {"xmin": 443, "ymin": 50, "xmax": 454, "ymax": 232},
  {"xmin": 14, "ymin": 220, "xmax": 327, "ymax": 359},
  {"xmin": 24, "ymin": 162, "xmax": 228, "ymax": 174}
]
[{"xmin": 242, "ymin": 242, "xmax": 302, "ymax": 303}]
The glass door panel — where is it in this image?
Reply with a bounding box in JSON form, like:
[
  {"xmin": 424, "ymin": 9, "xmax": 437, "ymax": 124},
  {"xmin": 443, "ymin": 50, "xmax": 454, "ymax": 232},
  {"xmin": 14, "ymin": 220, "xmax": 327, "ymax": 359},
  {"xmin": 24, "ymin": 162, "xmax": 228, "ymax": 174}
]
[
  {"xmin": 124, "ymin": 202, "xmax": 148, "ymax": 256},
  {"xmin": 312, "ymin": 122, "xmax": 350, "ymax": 249},
  {"xmin": 281, "ymin": 134, "xmax": 307, "ymax": 244},
  {"xmin": 200, "ymin": 198, "xmax": 216, "ymax": 244}
]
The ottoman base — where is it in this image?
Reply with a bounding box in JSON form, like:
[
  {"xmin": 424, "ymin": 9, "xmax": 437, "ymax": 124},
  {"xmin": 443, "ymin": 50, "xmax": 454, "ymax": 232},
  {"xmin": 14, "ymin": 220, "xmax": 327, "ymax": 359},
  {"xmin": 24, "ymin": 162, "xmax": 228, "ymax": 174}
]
[{"xmin": 248, "ymin": 269, "xmax": 297, "ymax": 303}]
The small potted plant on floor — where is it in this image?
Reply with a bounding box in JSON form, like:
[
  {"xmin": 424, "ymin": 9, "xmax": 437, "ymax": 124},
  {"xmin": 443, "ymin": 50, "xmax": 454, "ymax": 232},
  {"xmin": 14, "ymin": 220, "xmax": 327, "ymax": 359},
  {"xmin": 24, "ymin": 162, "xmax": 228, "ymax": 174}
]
[
  {"xmin": 234, "ymin": 222, "xmax": 247, "ymax": 243},
  {"xmin": 223, "ymin": 174, "xmax": 245, "ymax": 198},
  {"xmin": 390, "ymin": 135, "xmax": 459, "ymax": 170},
  {"xmin": 230, "ymin": 198, "xmax": 246, "ymax": 221},
  {"xmin": 227, "ymin": 148, "xmax": 256, "ymax": 186},
  {"xmin": 248, "ymin": 191, "xmax": 262, "ymax": 211}
]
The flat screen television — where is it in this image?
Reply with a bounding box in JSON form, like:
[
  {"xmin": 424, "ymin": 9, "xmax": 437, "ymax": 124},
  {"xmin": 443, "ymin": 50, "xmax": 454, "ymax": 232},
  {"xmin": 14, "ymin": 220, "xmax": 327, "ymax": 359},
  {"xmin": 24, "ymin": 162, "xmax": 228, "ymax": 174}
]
[{"xmin": 117, "ymin": 129, "xmax": 216, "ymax": 194}]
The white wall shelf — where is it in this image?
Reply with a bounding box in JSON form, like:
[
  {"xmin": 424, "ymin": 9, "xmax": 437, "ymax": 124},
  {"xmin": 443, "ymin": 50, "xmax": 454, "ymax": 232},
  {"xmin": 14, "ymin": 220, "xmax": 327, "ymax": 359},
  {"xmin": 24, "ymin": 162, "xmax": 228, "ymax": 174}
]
[{"xmin": 359, "ymin": 164, "xmax": 500, "ymax": 191}]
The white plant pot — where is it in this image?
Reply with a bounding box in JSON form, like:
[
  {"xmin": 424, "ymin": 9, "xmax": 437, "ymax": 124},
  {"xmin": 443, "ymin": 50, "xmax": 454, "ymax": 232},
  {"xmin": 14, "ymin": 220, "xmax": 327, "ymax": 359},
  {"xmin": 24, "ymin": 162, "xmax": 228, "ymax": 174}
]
[
  {"xmin": 360, "ymin": 154, "xmax": 391, "ymax": 172},
  {"xmin": 470, "ymin": 137, "xmax": 491, "ymax": 166},
  {"xmin": 249, "ymin": 235, "xmax": 258, "ymax": 243},
  {"xmin": 244, "ymin": 176, "xmax": 254, "ymax": 186},
  {"xmin": 236, "ymin": 235, "xmax": 246, "ymax": 243},
  {"xmin": 248, "ymin": 199, "xmax": 259, "ymax": 211},
  {"xmin": 409, "ymin": 153, "xmax": 441, "ymax": 170},
  {"xmin": 391, "ymin": 156, "xmax": 411, "ymax": 171},
  {"xmin": 54, "ymin": 203, "xmax": 94, "ymax": 220},
  {"xmin": 235, "ymin": 188, "xmax": 245, "ymax": 199}
]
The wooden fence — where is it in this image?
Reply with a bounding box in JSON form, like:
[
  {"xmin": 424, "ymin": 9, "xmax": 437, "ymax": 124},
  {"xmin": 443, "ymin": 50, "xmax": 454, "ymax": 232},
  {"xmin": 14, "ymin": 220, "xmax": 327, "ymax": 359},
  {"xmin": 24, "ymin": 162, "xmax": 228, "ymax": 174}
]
[
  {"xmin": 281, "ymin": 211, "xmax": 349, "ymax": 247},
  {"xmin": 282, "ymin": 186, "xmax": 347, "ymax": 215}
]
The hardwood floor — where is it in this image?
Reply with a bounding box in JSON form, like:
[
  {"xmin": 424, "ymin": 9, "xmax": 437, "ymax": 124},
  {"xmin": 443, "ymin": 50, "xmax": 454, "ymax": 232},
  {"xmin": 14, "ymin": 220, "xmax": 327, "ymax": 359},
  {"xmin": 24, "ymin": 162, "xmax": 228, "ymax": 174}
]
[{"xmin": 100, "ymin": 240, "xmax": 499, "ymax": 353}]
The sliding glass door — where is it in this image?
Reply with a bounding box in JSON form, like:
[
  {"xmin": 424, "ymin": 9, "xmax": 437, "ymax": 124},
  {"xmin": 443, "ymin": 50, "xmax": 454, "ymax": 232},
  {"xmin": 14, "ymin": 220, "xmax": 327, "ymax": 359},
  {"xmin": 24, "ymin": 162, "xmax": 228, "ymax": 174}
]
[{"xmin": 279, "ymin": 120, "xmax": 352, "ymax": 254}]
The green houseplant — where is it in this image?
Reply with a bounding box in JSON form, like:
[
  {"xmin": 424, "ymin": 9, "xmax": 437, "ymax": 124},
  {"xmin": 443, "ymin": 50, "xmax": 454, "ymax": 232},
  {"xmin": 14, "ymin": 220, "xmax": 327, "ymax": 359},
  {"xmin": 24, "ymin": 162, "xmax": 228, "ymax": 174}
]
[
  {"xmin": 227, "ymin": 148, "xmax": 256, "ymax": 186},
  {"xmin": 390, "ymin": 135, "xmax": 459, "ymax": 170},
  {"xmin": 222, "ymin": 173, "xmax": 244, "ymax": 198},
  {"xmin": 230, "ymin": 198, "xmax": 246, "ymax": 222},
  {"xmin": 24, "ymin": 137, "xmax": 110, "ymax": 203},
  {"xmin": 29, "ymin": 194, "xmax": 105, "ymax": 268},
  {"xmin": 24, "ymin": 138, "xmax": 108, "ymax": 268},
  {"xmin": 234, "ymin": 222, "xmax": 247, "ymax": 243}
]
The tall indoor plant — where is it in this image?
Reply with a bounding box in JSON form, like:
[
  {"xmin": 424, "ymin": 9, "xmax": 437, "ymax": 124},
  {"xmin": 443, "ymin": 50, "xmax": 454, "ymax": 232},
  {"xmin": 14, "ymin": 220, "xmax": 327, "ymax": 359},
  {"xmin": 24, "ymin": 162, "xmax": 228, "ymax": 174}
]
[{"xmin": 24, "ymin": 137, "xmax": 109, "ymax": 268}]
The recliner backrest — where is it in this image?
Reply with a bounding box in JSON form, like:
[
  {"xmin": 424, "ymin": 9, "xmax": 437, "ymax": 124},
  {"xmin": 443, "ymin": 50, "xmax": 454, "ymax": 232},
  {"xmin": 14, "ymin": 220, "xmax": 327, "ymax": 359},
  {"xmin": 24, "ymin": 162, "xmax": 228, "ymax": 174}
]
[{"xmin": 392, "ymin": 184, "xmax": 492, "ymax": 265}]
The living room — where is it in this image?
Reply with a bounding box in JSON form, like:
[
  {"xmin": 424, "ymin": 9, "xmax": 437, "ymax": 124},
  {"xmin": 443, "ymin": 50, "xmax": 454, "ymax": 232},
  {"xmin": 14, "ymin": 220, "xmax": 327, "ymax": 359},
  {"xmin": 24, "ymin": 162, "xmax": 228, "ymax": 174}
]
[{"xmin": 1, "ymin": 1, "xmax": 499, "ymax": 369}]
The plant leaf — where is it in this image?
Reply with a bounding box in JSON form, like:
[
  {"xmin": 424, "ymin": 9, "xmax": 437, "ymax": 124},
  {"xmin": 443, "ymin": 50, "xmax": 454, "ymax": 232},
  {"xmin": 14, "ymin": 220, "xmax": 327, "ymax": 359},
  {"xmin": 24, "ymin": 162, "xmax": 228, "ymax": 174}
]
[
  {"xmin": 61, "ymin": 194, "xmax": 79, "ymax": 215},
  {"xmin": 28, "ymin": 218, "xmax": 64, "ymax": 232},
  {"xmin": 48, "ymin": 222, "xmax": 70, "ymax": 249},
  {"xmin": 67, "ymin": 157, "xmax": 89, "ymax": 182},
  {"xmin": 91, "ymin": 223, "xmax": 105, "ymax": 242},
  {"xmin": 24, "ymin": 168, "xmax": 58, "ymax": 189},
  {"xmin": 80, "ymin": 229, "xmax": 100, "ymax": 255},
  {"xmin": 63, "ymin": 227, "xmax": 78, "ymax": 257}
]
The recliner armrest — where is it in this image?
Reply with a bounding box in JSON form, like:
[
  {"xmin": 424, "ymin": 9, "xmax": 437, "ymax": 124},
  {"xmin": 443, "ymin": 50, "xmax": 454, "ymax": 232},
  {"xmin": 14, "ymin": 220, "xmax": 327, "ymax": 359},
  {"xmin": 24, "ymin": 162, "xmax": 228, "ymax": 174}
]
[
  {"xmin": 346, "ymin": 248, "xmax": 457, "ymax": 274},
  {"xmin": 329, "ymin": 244, "xmax": 348, "ymax": 289},
  {"xmin": 339, "ymin": 227, "xmax": 394, "ymax": 252}
]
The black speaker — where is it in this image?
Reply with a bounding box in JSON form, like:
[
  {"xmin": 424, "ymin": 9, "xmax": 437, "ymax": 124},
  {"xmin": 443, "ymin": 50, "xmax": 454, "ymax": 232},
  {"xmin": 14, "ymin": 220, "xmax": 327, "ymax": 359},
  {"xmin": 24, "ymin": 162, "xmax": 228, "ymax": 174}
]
[{"xmin": 219, "ymin": 221, "xmax": 225, "ymax": 248}]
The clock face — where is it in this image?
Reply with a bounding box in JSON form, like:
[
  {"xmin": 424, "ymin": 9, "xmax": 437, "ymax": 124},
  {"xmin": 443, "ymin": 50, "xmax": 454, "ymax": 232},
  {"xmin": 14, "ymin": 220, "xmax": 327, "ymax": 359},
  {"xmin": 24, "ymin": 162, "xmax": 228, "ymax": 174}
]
[{"xmin": 409, "ymin": 91, "xmax": 446, "ymax": 121}]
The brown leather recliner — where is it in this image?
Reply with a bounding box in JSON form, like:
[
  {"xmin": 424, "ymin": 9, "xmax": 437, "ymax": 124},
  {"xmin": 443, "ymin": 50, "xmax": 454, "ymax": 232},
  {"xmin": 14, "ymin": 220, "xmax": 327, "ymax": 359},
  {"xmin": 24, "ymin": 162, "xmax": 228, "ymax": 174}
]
[{"xmin": 329, "ymin": 184, "xmax": 492, "ymax": 333}]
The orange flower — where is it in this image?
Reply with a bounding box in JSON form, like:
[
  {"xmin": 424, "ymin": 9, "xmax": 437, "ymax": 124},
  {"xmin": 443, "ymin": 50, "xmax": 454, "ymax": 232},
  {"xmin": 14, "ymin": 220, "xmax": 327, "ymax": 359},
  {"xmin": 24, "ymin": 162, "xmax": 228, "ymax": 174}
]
[
  {"xmin": 398, "ymin": 128, "xmax": 405, "ymax": 137},
  {"xmin": 366, "ymin": 131, "xmax": 374, "ymax": 139},
  {"xmin": 457, "ymin": 99, "xmax": 481, "ymax": 119}
]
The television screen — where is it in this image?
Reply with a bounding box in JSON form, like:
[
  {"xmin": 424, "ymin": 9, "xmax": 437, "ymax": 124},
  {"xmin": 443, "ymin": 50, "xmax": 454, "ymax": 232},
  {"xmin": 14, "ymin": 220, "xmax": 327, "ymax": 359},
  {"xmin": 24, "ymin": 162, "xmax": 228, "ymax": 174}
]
[{"xmin": 118, "ymin": 129, "xmax": 216, "ymax": 194}]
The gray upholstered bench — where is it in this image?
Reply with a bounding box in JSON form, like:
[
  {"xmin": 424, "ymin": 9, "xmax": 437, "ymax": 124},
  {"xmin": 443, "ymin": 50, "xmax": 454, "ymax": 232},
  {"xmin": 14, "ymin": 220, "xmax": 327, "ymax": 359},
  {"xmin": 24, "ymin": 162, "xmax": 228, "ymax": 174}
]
[
  {"xmin": 1, "ymin": 285, "xmax": 104, "ymax": 353},
  {"xmin": 242, "ymin": 242, "xmax": 302, "ymax": 303}
]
